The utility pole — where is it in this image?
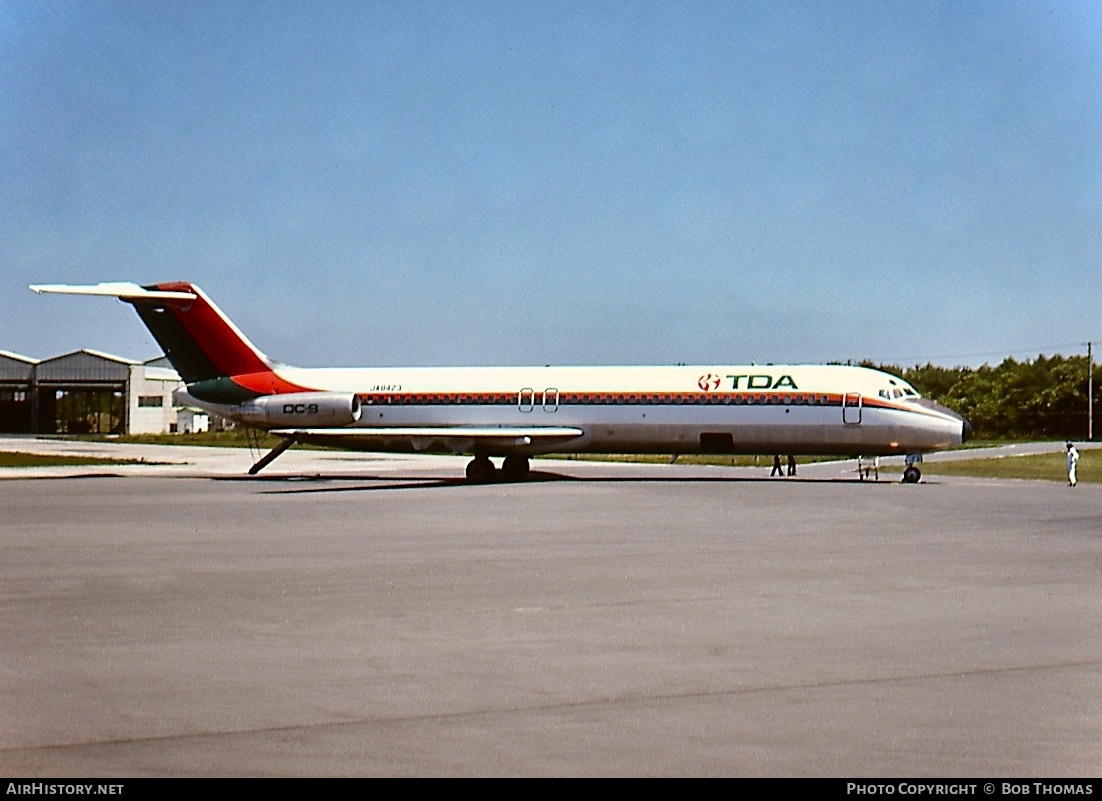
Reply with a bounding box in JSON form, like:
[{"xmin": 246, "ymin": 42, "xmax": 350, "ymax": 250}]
[{"xmin": 1084, "ymin": 340, "xmax": 1095, "ymax": 441}]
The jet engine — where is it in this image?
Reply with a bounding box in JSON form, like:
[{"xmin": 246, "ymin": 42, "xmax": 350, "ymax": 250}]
[{"xmin": 236, "ymin": 392, "xmax": 362, "ymax": 428}]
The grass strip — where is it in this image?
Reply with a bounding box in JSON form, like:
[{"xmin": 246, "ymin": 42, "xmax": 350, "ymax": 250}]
[
  {"xmin": 922, "ymin": 452, "xmax": 1095, "ymax": 483},
  {"xmin": 0, "ymin": 452, "xmax": 164, "ymax": 468}
]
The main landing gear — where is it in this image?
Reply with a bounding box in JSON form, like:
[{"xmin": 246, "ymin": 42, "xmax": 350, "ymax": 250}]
[{"xmin": 465, "ymin": 455, "xmax": 530, "ymax": 483}]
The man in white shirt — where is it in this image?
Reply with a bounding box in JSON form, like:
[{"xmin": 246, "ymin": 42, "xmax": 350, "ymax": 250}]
[{"xmin": 1066, "ymin": 442, "xmax": 1080, "ymax": 487}]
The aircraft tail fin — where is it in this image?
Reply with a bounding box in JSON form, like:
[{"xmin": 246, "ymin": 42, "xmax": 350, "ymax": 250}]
[{"xmin": 30, "ymin": 282, "xmax": 282, "ymax": 391}]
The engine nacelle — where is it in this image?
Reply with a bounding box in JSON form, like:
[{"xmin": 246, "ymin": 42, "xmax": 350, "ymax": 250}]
[{"xmin": 236, "ymin": 392, "xmax": 362, "ymax": 428}]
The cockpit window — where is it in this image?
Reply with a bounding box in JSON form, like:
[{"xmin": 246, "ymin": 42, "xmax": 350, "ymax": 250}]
[{"xmin": 883, "ymin": 384, "xmax": 920, "ymax": 400}]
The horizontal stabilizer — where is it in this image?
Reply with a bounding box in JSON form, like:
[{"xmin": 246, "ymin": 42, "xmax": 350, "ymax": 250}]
[{"xmin": 29, "ymin": 282, "xmax": 197, "ymax": 301}]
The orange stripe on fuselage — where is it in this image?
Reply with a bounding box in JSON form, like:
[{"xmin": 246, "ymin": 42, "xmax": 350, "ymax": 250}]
[{"xmin": 231, "ymin": 370, "xmax": 312, "ymax": 395}]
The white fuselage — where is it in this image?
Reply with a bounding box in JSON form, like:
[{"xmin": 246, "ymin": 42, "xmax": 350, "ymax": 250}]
[{"xmin": 198, "ymin": 363, "xmax": 966, "ymax": 457}]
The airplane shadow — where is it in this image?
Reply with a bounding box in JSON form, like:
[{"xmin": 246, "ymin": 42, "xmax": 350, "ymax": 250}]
[{"xmin": 215, "ymin": 470, "xmax": 894, "ymax": 495}]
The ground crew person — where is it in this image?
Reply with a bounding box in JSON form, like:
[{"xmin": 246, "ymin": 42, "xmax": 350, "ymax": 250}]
[{"xmin": 1066, "ymin": 442, "xmax": 1080, "ymax": 486}]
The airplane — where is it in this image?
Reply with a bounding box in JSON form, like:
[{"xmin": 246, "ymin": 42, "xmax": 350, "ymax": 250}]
[{"xmin": 30, "ymin": 281, "xmax": 970, "ymax": 483}]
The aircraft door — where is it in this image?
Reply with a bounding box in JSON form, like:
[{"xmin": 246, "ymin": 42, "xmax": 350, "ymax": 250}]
[{"xmin": 843, "ymin": 393, "xmax": 862, "ymax": 425}]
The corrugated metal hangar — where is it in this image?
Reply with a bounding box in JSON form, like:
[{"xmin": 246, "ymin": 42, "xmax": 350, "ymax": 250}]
[{"xmin": 0, "ymin": 349, "xmax": 185, "ymax": 435}]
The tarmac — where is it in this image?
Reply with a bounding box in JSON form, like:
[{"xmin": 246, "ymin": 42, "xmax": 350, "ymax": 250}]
[{"xmin": 0, "ymin": 437, "xmax": 1100, "ymax": 776}]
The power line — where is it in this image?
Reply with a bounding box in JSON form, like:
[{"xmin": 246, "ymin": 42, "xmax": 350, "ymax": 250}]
[{"xmin": 866, "ymin": 342, "xmax": 1092, "ymax": 365}]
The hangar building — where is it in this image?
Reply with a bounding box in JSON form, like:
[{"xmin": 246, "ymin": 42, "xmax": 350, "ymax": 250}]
[{"xmin": 0, "ymin": 350, "xmax": 185, "ymax": 435}]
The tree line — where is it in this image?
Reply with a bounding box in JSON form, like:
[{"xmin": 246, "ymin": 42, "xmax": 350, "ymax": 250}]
[{"xmin": 861, "ymin": 354, "xmax": 1098, "ymax": 441}]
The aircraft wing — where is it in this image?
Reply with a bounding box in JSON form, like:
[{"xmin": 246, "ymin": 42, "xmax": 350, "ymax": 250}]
[{"xmin": 269, "ymin": 425, "xmax": 586, "ymax": 453}]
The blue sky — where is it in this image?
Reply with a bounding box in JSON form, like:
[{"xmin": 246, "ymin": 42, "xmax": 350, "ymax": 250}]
[{"xmin": 2, "ymin": 0, "xmax": 1100, "ymax": 368}]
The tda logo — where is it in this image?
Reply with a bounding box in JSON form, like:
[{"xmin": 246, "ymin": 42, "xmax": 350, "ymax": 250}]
[
  {"xmin": 697, "ymin": 373, "xmax": 801, "ymax": 392},
  {"xmin": 698, "ymin": 373, "xmax": 722, "ymax": 392}
]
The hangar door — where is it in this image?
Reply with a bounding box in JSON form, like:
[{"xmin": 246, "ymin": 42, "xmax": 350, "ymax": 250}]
[
  {"xmin": 0, "ymin": 388, "xmax": 32, "ymax": 433},
  {"xmin": 48, "ymin": 388, "xmax": 125, "ymax": 434},
  {"xmin": 0, "ymin": 352, "xmax": 35, "ymax": 433}
]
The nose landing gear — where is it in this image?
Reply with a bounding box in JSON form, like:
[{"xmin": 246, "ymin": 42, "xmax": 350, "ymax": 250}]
[{"xmin": 902, "ymin": 454, "xmax": 922, "ymax": 484}]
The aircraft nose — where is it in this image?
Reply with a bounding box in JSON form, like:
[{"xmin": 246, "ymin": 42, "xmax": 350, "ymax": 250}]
[{"xmin": 913, "ymin": 398, "xmax": 971, "ymax": 444}]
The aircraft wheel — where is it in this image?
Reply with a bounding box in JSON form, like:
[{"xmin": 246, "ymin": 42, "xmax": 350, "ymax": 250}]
[
  {"xmin": 500, "ymin": 455, "xmax": 530, "ymax": 482},
  {"xmin": 466, "ymin": 456, "xmax": 497, "ymax": 484},
  {"xmin": 902, "ymin": 466, "xmax": 921, "ymax": 484}
]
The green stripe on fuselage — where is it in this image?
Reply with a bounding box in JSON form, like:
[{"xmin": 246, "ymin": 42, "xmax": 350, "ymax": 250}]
[{"xmin": 187, "ymin": 377, "xmax": 262, "ymax": 404}]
